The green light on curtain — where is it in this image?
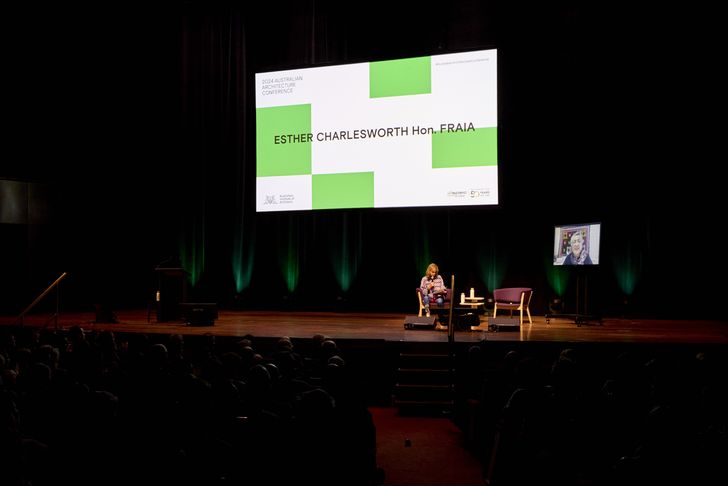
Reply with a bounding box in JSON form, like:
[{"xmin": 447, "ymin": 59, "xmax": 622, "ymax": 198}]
[
  {"xmin": 477, "ymin": 248, "xmax": 506, "ymax": 293},
  {"xmin": 179, "ymin": 217, "xmax": 205, "ymax": 287},
  {"xmin": 544, "ymin": 260, "xmax": 569, "ymax": 297},
  {"xmin": 284, "ymin": 253, "xmax": 299, "ymax": 292},
  {"xmin": 278, "ymin": 219, "xmax": 300, "ymax": 293},
  {"xmin": 232, "ymin": 237, "xmax": 254, "ymax": 293},
  {"xmin": 612, "ymin": 246, "xmax": 642, "ymax": 296},
  {"xmin": 232, "ymin": 201, "xmax": 255, "ymax": 293},
  {"xmin": 330, "ymin": 213, "xmax": 361, "ymax": 292}
]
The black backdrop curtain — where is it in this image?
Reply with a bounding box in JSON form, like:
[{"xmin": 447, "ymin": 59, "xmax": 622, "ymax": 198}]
[{"xmin": 2, "ymin": 2, "xmax": 725, "ymax": 318}]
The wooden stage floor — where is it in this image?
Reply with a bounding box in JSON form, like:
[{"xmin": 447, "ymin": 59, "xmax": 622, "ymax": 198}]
[{"xmin": 3, "ymin": 309, "xmax": 727, "ymax": 346}]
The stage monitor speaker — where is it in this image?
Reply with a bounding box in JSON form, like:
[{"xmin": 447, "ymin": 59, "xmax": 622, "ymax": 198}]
[
  {"xmin": 404, "ymin": 315, "xmax": 436, "ymax": 330},
  {"xmin": 488, "ymin": 317, "xmax": 520, "ymax": 331},
  {"xmin": 180, "ymin": 303, "xmax": 218, "ymax": 326}
]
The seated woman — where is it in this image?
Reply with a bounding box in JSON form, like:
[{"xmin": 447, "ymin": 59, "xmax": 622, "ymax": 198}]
[
  {"xmin": 420, "ymin": 263, "xmax": 446, "ymax": 318},
  {"xmin": 563, "ymin": 231, "xmax": 593, "ymax": 265}
]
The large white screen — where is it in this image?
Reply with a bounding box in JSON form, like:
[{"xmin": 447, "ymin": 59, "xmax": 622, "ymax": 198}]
[{"xmin": 255, "ymin": 49, "xmax": 498, "ymax": 211}]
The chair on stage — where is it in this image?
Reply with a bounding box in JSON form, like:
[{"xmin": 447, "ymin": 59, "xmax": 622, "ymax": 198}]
[
  {"xmin": 417, "ymin": 287, "xmax": 451, "ymax": 318},
  {"xmin": 493, "ymin": 287, "xmax": 533, "ymax": 325}
]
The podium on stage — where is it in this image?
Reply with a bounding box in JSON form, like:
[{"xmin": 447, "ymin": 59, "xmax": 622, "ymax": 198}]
[{"xmin": 154, "ymin": 267, "xmax": 188, "ymax": 322}]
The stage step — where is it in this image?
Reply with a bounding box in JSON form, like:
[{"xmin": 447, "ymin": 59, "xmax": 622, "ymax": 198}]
[
  {"xmin": 392, "ymin": 351, "xmax": 455, "ymax": 416},
  {"xmin": 398, "ymin": 352, "xmax": 452, "ymax": 368},
  {"xmin": 395, "ymin": 368, "xmax": 453, "ymax": 384},
  {"xmin": 392, "ymin": 398, "xmax": 456, "ymax": 417},
  {"xmin": 393, "ymin": 383, "xmax": 454, "ymax": 402}
]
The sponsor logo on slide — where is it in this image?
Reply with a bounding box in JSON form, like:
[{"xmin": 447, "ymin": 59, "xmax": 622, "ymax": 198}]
[
  {"xmin": 469, "ymin": 188, "xmax": 490, "ymax": 198},
  {"xmin": 263, "ymin": 194, "xmax": 296, "ymax": 205}
]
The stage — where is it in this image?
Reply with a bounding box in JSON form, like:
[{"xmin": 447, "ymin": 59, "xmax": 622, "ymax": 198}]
[{"xmin": 3, "ymin": 309, "xmax": 727, "ymax": 346}]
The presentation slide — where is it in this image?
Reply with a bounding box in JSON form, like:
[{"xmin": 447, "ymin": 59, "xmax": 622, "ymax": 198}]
[{"xmin": 255, "ymin": 49, "xmax": 498, "ymax": 211}]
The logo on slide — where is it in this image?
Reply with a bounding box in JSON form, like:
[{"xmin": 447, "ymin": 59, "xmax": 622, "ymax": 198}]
[{"xmin": 469, "ymin": 188, "xmax": 490, "ymax": 198}]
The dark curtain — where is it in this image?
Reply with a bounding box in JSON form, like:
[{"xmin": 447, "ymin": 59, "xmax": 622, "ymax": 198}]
[{"xmin": 3, "ymin": 2, "xmax": 725, "ymax": 318}]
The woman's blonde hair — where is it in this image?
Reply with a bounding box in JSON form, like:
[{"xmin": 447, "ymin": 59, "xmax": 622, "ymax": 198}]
[{"xmin": 426, "ymin": 263, "xmax": 439, "ymax": 274}]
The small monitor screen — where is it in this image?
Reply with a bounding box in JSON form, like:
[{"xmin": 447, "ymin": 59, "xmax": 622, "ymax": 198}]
[{"xmin": 553, "ymin": 222, "xmax": 601, "ymax": 265}]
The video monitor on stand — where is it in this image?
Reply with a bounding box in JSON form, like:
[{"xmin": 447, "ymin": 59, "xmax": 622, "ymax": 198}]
[{"xmin": 549, "ymin": 222, "xmax": 602, "ymax": 326}]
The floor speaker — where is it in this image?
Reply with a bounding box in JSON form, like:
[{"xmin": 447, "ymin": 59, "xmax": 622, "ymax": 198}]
[
  {"xmin": 488, "ymin": 317, "xmax": 520, "ymax": 331},
  {"xmin": 180, "ymin": 303, "xmax": 218, "ymax": 326},
  {"xmin": 403, "ymin": 315, "xmax": 437, "ymax": 330}
]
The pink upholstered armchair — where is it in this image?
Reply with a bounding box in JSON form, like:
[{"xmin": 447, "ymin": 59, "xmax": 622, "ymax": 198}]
[{"xmin": 493, "ymin": 287, "xmax": 533, "ymax": 325}]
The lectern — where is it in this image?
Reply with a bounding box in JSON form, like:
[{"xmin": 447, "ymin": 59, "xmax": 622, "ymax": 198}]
[{"xmin": 155, "ymin": 267, "xmax": 188, "ymax": 322}]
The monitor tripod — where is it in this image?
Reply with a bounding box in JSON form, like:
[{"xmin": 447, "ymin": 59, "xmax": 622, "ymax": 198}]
[{"xmin": 545, "ymin": 272, "xmax": 602, "ymax": 326}]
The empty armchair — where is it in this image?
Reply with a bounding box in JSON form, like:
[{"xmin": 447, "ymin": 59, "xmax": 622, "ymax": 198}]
[{"xmin": 493, "ymin": 287, "xmax": 533, "ymax": 325}]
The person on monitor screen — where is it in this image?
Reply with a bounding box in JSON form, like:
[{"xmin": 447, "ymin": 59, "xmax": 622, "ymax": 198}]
[
  {"xmin": 420, "ymin": 263, "xmax": 446, "ymax": 317},
  {"xmin": 563, "ymin": 231, "xmax": 593, "ymax": 265}
]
